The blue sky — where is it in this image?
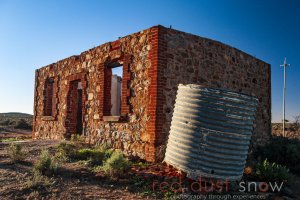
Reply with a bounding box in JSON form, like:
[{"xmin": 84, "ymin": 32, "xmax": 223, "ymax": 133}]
[{"xmin": 0, "ymin": 0, "xmax": 299, "ymax": 122}]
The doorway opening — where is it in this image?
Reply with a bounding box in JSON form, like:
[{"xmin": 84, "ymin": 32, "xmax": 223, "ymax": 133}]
[
  {"xmin": 66, "ymin": 80, "xmax": 83, "ymax": 137},
  {"xmin": 76, "ymin": 82, "xmax": 83, "ymax": 134}
]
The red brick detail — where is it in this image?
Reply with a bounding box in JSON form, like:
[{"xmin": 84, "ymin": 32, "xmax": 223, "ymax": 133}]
[
  {"xmin": 121, "ymin": 54, "xmax": 132, "ymax": 117},
  {"xmin": 146, "ymin": 26, "xmax": 167, "ymax": 162},
  {"xmin": 65, "ymin": 73, "xmax": 87, "ymax": 137},
  {"xmin": 103, "ymin": 67, "xmax": 112, "ymax": 116},
  {"xmin": 98, "ymin": 63, "xmax": 105, "ymax": 120},
  {"xmin": 110, "ymin": 40, "xmax": 121, "ymax": 51}
]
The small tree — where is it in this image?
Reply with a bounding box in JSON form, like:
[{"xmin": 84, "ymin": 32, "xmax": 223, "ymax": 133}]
[
  {"xmin": 291, "ymin": 116, "xmax": 300, "ymax": 138},
  {"xmin": 6, "ymin": 143, "xmax": 26, "ymax": 163},
  {"xmin": 0, "ymin": 119, "xmax": 11, "ymax": 126},
  {"xmin": 14, "ymin": 119, "xmax": 32, "ymax": 130}
]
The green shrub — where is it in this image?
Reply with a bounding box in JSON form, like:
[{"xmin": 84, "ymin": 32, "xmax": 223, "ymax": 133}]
[
  {"xmin": 1, "ymin": 137, "xmax": 19, "ymax": 142},
  {"xmin": 34, "ymin": 149, "xmax": 58, "ymax": 175},
  {"xmin": 255, "ymin": 159, "xmax": 294, "ymax": 183},
  {"xmin": 6, "ymin": 143, "xmax": 26, "ymax": 162},
  {"xmin": 0, "ymin": 119, "xmax": 11, "ymax": 126},
  {"xmin": 55, "ymin": 142, "xmax": 76, "ymax": 161},
  {"xmin": 26, "ymin": 170, "xmax": 52, "ymax": 189},
  {"xmin": 14, "ymin": 119, "xmax": 32, "ymax": 130},
  {"xmin": 95, "ymin": 142, "xmax": 111, "ymax": 150},
  {"xmin": 75, "ymin": 148, "xmax": 95, "ymax": 159},
  {"xmin": 254, "ymin": 136, "xmax": 300, "ymax": 174},
  {"xmin": 73, "ymin": 148, "xmax": 106, "ymax": 166},
  {"xmin": 34, "ymin": 150, "xmax": 51, "ymax": 173},
  {"xmin": 55, "ymin": 141, "xmax": 111, "ymax": 166},
  {"xmin": 96, "ymin": 146, "xmax": 114, "ymax": 160},
  {"xmin": 71, "ymin": 134, "xmax": 85, "ymax": 143},
  {"xmin": 9, "ymin": 121, "xmax": 16, "ymax": 126},
  {"xmin": 102, "ymin": 151, "xmax": 131, "ymax": 177}
]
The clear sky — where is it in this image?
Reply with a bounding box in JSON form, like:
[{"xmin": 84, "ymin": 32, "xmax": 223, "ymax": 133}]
[{"xmin": 0, "ymin": 0, "xmax": 299, "ymax": 122}]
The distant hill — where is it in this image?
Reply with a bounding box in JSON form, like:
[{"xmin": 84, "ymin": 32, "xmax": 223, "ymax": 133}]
[
  {"xmin": 0, "ymin": 112, "xmax": 33, "ymax": 118},
  {"xmin": 0, "ymin": 112, "xmax": 33, "ymax": 130}
]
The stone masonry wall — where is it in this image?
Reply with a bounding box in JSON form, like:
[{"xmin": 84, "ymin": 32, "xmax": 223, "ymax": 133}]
[
  {"xmin": 33, "ymin": 25, "xmax": 271, "ymax": 162},
  {"xmin": 33, "ymin": 28, "xmax": 155, "ymax": 160},
  {"xmin": 155, "ymin": 27, "xmax": 271, "ymax": 158}
]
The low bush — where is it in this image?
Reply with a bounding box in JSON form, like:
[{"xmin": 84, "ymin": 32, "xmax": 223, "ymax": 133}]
[
  {"xmin": 14, "ymin": 119, "xmax": 32, "ymax": 130},
  {"xmin": 71, "ymin": 134, "xmax": 85, "ymax": 143},
  {"xmin": 54, "ymin": 142, "xmax": 77, "ymax": 162},
  {"xmin": 34, "ymin": 149, "xmax": 59, "ymax": 175},
  {"xmin": 26, "ymin": 170, "xmax": 52, "ymax": 189},
  {"xmin": 73, "ymin": 148, "xmax": 105, "ymax": 166},
  {"xmin": 6, "ymin": 143, "xmax": 26, "ymax": 162},
  {"xmin": 54, "ymin": 142, "xmax": 132, "ymax": 178},
  {"xmin": 0, "ymin": 119, "xmax": 11, "ymax": 126},
  {"xmin": 55, "ymin": 142, "xmax": 111, "ymax": 166},
  {"xmin": 254, "ymin": 136, "xmax": 300, "ymax": 174},
  {"xmin": 96, "ymin": 145, "xmax": 114, "ymax": 160},
  {"xmin": 255, "ymin": 158, "xmax": 294, "ymax": 183},
  {"xmin": 1, "ymin": 137, "xmax": 20, "ymax": 142},
  {"xmin": 102, "ymin": 151, "xmax": 131, "ymax": 177}
]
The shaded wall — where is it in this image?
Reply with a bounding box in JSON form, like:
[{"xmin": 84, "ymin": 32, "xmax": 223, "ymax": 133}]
[{"xmin": 154, "ymin": 27, "xmax": 271, "ymax": 159}]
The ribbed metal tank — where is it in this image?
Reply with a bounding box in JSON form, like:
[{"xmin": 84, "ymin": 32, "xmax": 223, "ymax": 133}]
[{"xmin": 164, "ymin": 84, "xmax": 258, "ymax": 180}]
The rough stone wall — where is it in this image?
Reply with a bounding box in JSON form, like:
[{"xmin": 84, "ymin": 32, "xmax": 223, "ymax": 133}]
[
  {"xmin": 156, "ymin": 27, "xmax": 271, "ymax": 157},
  {"xmin": 33, "ymin": 25, "xmax": 271, "ymax": 162},
  {"xmin": 33, "ymin": 28, "xmax": 155, "ymax": 160}
]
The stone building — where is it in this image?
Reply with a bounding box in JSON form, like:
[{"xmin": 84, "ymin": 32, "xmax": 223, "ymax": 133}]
[{"xmin": 33, "ymin": 25, "xmax": 271, "ymax": 162}]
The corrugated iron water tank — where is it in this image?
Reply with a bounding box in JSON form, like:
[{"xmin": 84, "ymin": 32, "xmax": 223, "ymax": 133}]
[{"xmin": 164, "ymin": 84, "xmax": 258, "ymax": 180}]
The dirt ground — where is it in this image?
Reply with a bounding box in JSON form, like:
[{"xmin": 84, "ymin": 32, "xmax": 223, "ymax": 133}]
[
  {"xmin": 1, "ymin": 130, "xmax": 300, "ymax": 200},
  {"xmin": 0, "ymin": 131, "xmax": 153, "ymax": 200},
  {"xmin": 0, "ymin": 127, "xmax": 32, "ymax": 140}
]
